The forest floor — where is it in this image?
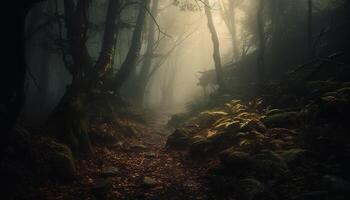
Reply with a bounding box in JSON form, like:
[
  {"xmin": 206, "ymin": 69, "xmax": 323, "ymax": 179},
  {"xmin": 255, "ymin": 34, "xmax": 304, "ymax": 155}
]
[{"xmin": 35, "ymin": 113, "xmax": 218, "ymax": 200}]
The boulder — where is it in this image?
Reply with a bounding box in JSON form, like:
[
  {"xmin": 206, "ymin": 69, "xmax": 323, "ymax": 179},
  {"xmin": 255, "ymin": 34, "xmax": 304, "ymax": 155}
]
[
  {"xmin": 219, "ymin": 148, "xmax": 254, "ymax": 171},
  {"xmin": 319, "ymin": 96, "xmax": 350, "ymax": 119},
  {"xmin": 166, "ymin": 129, "xmax": 190, "ymax": 150},
  {"xmin": 267, "ymin": 128, "xmax": 297, "ymax": 139},
  {"xmin": 143, "ymin": 176, "xmax": 157, "ymax": 187},
  {"xmin": 91, "ymin": 179, "xmax": 112, "ymax": 199},
  {"xmin": 252, "ymin": 150, "xmax": 288, "ymax": 180},
  {"xmin": 292, "ymin": 191, "xmax": 329, "ymax": 200},
  {"xmin": 188, "ymin": 139, "xmax": 212, "ymax": 158},
  {"xmin": 322, "ymin": 175, "xmax": 350, "ymax": 195},
  {"xmin": 237, "ymin": 178, "xmax": 273, "ymax": 200},
  {"xmin": 263, "ymin": 112, "xmax": 300, "ymax": 128},
  {"xmin": 101, "ymin": 167, "xmax": 120, "ymax": 177},
  {"xmin": 280, "ymin": 148, "xmax": 308, "ymax": 167},
  {"xmin": 39, "ymin": 139, "xmax": 77, "ymax": 181}
]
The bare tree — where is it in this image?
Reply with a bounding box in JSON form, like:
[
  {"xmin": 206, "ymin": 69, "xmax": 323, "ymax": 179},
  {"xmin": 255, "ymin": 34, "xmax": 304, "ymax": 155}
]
[
  {"xmin": 114, "ymin": 0, "xmax": 149, "ymax": 90},
  {"xmin": 307, "ymin": 0, "xmax": 313, "ymax": 58},
  {"xmin": 203, "ymin": 0, "xmax": 226, "ymax": 93},
  {"xmin": 257, "ymin": 0, "xmax": 266, "ymax": 85}
]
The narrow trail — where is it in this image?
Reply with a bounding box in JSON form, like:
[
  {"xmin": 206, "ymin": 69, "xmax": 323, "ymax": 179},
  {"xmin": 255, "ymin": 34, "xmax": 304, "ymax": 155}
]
[{"xmin": 39, "ymin": 113, "xmax": 215, "ymax": 200}]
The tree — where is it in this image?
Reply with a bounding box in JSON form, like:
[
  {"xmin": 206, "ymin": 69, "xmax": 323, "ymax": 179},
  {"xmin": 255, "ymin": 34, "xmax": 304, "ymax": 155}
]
[
  {"xmin": 95, "ymin": 0, "xmax": 121, "ymax": 78},
  {"xmin": 307, "ymin": 0, "xmax": 313, "ymax": 58},
  {"xmin": 114, "ymin": 0, "xmax": 149, "ymax": 91},
  {"xmin": 203, "ymin": 0, "xmax": 226, "ymax": 93},
  {"xmin": 1, "ymin": 0, "xmax": 46, "ymax": 149},
  {"xmin": 220, "ymin": 0, "xmax": 243, "ymax": 62},
  {"xmin": 257, "ymin": 0, "xmax": 266, "ymax": 85},
  {"xmin": 134, "ymin": 0, "xmax": 160, "ymax": 106}
]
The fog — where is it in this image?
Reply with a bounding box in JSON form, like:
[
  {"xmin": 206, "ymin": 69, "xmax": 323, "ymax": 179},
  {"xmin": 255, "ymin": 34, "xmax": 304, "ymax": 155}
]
[
  {"xmin": 22, "ymin": 0, "xmax": 348, "ymax": 122},
  {"xmin": 142, "ymin": 0, "xmax": 243, "ymax": 112}
]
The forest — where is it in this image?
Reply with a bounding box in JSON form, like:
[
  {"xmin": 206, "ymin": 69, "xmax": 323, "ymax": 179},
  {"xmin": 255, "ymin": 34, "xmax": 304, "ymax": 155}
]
[{"xmin": 1, "ymin": 0, "xmax": 350, "ymax": 199}]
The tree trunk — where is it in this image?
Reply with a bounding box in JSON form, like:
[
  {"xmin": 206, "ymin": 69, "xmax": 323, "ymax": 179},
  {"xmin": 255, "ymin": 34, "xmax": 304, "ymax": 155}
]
[
  {"xmin": 204, "ymin": 0, "xmax": 226, "ymax": 93},
  {"xmin": 229, "ymin": 1, "xmax": 238, "ymax": 62},
  {"xmin": 257, "ymin": 0, "xmax": 266, "ymax": 85},
  {"xmin": 1, "ymin": 0, "xmax": 44, "ymax": 138},
  {"xmin": 114, "ymin": 0, "xmax": 149, "ymax": 90},
  {"xmin": 48, "ymin": 0, "xmax": 94, "ymax": 156},
  {"xmin": 134, "ymin": 0, "xmax": 159, "ymax": 106},
  {"xmin": 64, "ymin": 0, "xmax": 93, "ymax": 83},
  {"xmin": 95, "ymin": 0, "xmax": 121, "ymax": 78},
  {"xmin": 307, "ymin": 0, "xmax": 313, "ymax": 58}
]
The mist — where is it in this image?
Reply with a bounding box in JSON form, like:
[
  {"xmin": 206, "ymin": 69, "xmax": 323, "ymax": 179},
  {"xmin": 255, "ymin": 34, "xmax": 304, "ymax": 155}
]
[{"xmin": 3, "ymin": 0, "xmax": 350, "ymax": 199}]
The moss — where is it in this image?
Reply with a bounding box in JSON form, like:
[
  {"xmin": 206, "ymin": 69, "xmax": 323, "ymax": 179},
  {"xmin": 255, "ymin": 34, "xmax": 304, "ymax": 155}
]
[{"xmin": 262, "ymin": 111, "xmax": 300, "ymax": 128}]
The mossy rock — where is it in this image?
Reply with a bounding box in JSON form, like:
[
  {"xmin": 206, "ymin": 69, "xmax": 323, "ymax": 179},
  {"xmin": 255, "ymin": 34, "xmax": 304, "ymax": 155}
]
[
  {"xmin": 252, "ymin": 150, "xmax": 288, "ymax": 180},
  {"xmin": 188, "ymin": 139, "xmax": 212, "ymax": 158},
  {"xmin": 280, "ymin": 148, "xmax": 308, "ymax": 167},
  {"xmin": 262, "ymin": 112, "xmax": 300, "ymax": 128},
  {"xmin": 37, "ymin": 138, "xmax": 77, "ymax": 181},
  {"xmin": 166, "ymin": 129, "xmax": 190, "ymax": 150},
  {"xmin": 219, "ymin": 148, "xmax": 254, "ymax": 170}
]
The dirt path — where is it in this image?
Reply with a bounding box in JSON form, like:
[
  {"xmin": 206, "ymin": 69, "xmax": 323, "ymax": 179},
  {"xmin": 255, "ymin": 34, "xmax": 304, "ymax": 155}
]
[{"xmin": 38, "ymin": 113, "xmax": 215, "ymax": 200}]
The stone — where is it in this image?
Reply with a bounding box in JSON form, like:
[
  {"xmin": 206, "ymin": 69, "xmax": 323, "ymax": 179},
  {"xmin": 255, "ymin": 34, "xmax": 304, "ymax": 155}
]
[
  {"xmin": 188, "ymin": 139, "xmax": 211, "ymax": 158},
  {"xmin": 280, "ymin": 148, "xmax": 308, "ymax": 167},
  {"xmin": 143, "ymin": 176, "xmax": 157, "ymax": 187},
  {"xmin": 219, "ymin": 148, "xmax": 253, "ymax": 170},
  {"xmin": 130, "ymin": 144, "xmax": 147, "ymax": 150},
  {"xmin": 237, "ymin": 178, "xmax": 273, "ymax": 200},
  {"xmin": 252, "ymin": 150, "xmax": 288, "ymax": 180},
  {"xmin": 101, "ymin": 167, "xmax": 120, "ymax": 177},
  {"xmin": 292, "ymin": 191, "xmax": 329, "ymax": 200},
  {"xmin": 322, "ymin": 175, "xmax": 350, "ymax": 195},
  {"xmin": 42, "ymin": 139, "xmax": 77, "ymax": 181},
  {"xmin": 263, "ymin": 112, "xmax": 300, "ymax": 128},
  {"xmin": 91, "ymin": 179, "xmax": 112, "ymax": 199},
  {"xmin": 144, "ymin": 152, "xmax": 157, "ymax": 158},
  {"xmin": 166, "ymin": 129, "xmax": 190, "ymax": 150}
]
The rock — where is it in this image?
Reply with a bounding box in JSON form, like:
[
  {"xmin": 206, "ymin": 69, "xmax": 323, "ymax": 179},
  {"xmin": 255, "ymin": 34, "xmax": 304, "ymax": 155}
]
[
  {"xmin": 144, "ymin": 152, "xmax": 157, "ymax": 158},
  {"xmin": 219, "ymin": 148, "xmax": 253, "ymax": 171},
  {"xmin": 280, "ymin": 148, "xmax": 308, "ymax": 167},
  {"xmin": 268, "ymin": 128, "xmax": 297, "ymax": 139},
  {"xmin": 40, "ymin": 139, "xmax": 77, "ymax": 181},
  {"xmin": 237, "ymin": 179, "xmax": 273, "ymax": 200},
  {"xmin": 188, "ymin": 139, "xmax": 211, "ymax": 158},
  {"xmin": 166, "ymin": 129, "xmax": 190, "ymax": 150},
  {"xmin": 322, "ymin": 175, "xmax": 350, "ymax": 195},
  {"xmin": 252, "ymin": 150, "xmax": 288, "ymax": 179},
  {"xmin": 319, "ymin": 96, "xmax": 350, "ymax": 119},
  {"xmin": 91, "ymin": 179, "xmax": 112, "ymax": 199},
  {"xmin": 101, "ymin": 167, "xmax": 120, "ymax": 177},
  {"xmin": 240, "ymin": 119, "xmax": 267, "ymax": 133},
  {"xmin": 292, "ymin": 191, "xmax": 329, "ymax": 200},
  {"xmin": 130, "ymin": 144, "xmax": 147, "ymax": 150},
  {"xmin": 198, "ymin": 111, "xmax": 228, "ymax": 127},
  {"xmin": 143, "ymin": 176, "xmax": 157, "ymax": 187},
  {"xmin": 207, "ymin": 130, "xmax": 238, "ymax": 152},
  {"xmin": 263, "ymin": 112, "xmax": 300, "ymax": 128}
]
